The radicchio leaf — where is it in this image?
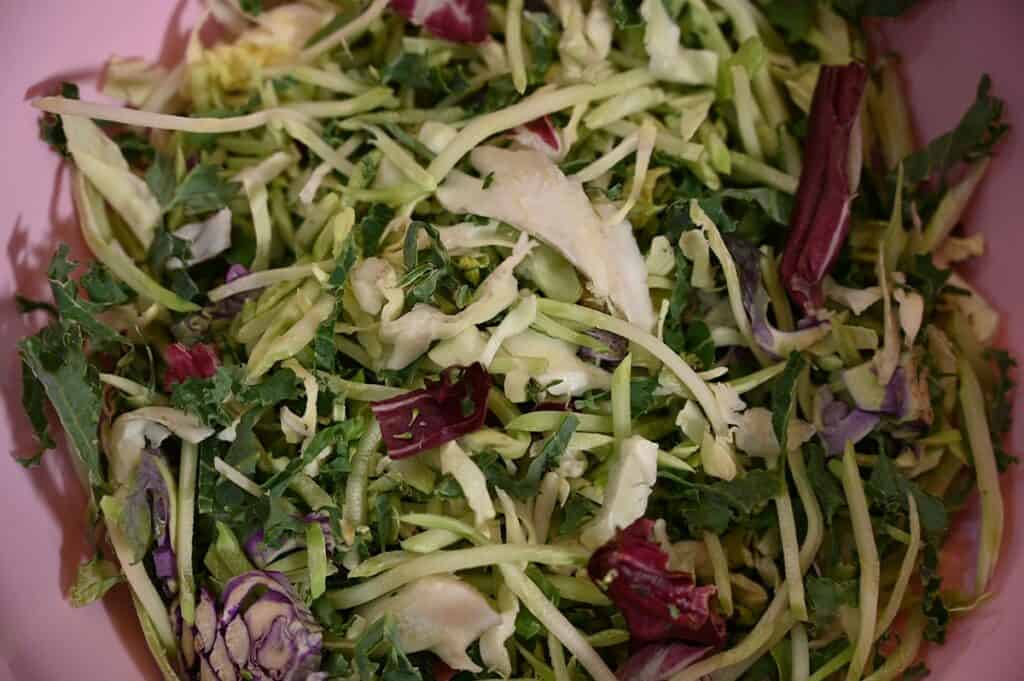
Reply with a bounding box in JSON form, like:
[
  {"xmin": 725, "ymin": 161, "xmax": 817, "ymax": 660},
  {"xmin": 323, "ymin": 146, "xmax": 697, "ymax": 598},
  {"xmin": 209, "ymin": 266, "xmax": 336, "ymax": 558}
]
[
  {"xmin": 371, "ymin": 363, "xmax": 491, "ymax": 459},
  {"xmin": 781, "ymin": 63, "xmax": 869, "ymax": 312},
  {"xmin": 163, "ymin": 342, "xmax": 219, "ymax": 389},
  {"xmin": 390, "ymin": 0, "xmax": 490, "ymax": 43},
  {"xmin": 588, "ymin": 519, "xmax": 726, "ymax": 647},
  {"xmin": 511, "ymin": 116, "xmax": 563, "ymax": 157},
  {"xmin": 432, "ymin": 657, "xmax": 457, "ymax": 681},
  {"xmin": 617, "ymin": 642, "xmax": 712, "ymax": 681}
]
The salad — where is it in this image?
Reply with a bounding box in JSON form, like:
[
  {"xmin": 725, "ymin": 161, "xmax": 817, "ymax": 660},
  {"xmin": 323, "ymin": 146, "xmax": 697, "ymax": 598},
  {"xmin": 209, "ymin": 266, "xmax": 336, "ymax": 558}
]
[{"xmin": 19, "ymin": 1, "xmax": 1016, "ymax": 680}]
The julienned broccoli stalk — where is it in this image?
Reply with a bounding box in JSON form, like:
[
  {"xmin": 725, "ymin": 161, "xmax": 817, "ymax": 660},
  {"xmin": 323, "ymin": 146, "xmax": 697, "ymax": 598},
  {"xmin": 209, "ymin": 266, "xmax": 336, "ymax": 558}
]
[{"xmin": 781, "ymin": 63, "xmax": 869, "ymax": 312}]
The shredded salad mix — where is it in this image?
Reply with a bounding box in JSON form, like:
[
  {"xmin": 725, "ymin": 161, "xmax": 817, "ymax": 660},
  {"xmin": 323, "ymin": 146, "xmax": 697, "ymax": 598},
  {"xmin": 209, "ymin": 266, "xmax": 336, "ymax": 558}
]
[{"xmin": 19, "ymin": 1, "xmax": 1017, "ymax": 680}]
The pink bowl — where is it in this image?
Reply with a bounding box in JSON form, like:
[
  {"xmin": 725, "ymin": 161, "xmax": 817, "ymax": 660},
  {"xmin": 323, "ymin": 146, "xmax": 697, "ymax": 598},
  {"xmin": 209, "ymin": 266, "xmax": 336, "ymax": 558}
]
[{"xmin": 0, "ymin": 1, "xmax": 1020, "ymax": 680}]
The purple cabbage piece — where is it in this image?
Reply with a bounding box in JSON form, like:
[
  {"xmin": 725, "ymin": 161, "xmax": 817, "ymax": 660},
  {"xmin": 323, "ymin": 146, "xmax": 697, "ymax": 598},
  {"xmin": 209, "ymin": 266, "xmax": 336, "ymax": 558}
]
[
  {"xmin": 781, "ymin": 63, "xmax": 869, "ymax": 312},
  {"xmin": 244, "ymin": 514, "xmax": 338, "ymax": 568},
  {"xmin": 193, "ymin": 572, "xmax": 323, "ymax": 681},
  {"xmin": 726, "ymin": 236, "xmax": 830, "ymax": 357},
  {"xmin": 211, "ymin": 265, "xmax": 263, "ymax": 320},
  {"xmin": 818, "ymin": 388, "xmax": 881, "ymax": 455},
  {"xmin": 617, "ymin": 643, "xmax": 711, "ymax": 681},
  {"xmin": 119, "ymin": 452, "xmax": 178, "ymax": 592},
  {"xmin": 844, "ymin": 357, "xmax": 934, "ymax": 430},
  {"xmin": 578, "ymin": 329, "xmax": 629, "ymax": 369},
  {"xmin": 244, "ymin": 531, "xmax": 303, "ymax": 569}
]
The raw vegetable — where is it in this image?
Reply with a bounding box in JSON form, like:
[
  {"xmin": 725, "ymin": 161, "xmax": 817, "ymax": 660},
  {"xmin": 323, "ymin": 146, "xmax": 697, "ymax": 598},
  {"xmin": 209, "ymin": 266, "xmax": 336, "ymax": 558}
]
[{"xmin": 18, "ymin": 2, "xmax": 1015, "ymax": 679}]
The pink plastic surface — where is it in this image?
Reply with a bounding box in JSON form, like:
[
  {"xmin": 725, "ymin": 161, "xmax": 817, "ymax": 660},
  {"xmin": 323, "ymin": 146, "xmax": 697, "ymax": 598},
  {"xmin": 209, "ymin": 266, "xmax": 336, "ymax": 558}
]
[{"xmin": 0, "ymin": 1, "xmax": 1021, "ymax": 680}]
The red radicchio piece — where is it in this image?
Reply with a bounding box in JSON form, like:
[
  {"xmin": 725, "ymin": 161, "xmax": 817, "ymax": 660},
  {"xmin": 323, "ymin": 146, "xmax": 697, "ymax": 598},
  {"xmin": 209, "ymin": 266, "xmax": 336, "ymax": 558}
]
[
  {"xmin": 371, "ymin": 363, "xmax": 491, "ymax": 459},
  {"xmin": 432, "ymin": 658, "xmax": 457, "ymax": 681},
  {"xmin": 781, "ymin": 63, "xmax": 869, "ymax": 312},
  {"xmin": 588, "ymin": 519, "xmax": 726, "ymax": 648},
  {"xmin": 163, "ymin": 342, "xmax": 219, "ymax": 389},
  {"xmin": 512, "ymin": 116, "xmax": 563, "ymax": 157},
  {"xmin": 617, "ymin": 642, "xmax": 712, "ymax": 681},
  {"xmin": 390, "ymin": 0, "xmax": 489, "ymax": 43}
]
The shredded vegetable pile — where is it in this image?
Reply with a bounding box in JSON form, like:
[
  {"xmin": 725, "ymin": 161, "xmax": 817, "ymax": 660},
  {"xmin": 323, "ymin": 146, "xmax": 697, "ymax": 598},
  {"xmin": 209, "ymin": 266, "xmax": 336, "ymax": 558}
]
[{"xmin": 20, "ymin": 1, "xmax": 1017, "ymax": 680}]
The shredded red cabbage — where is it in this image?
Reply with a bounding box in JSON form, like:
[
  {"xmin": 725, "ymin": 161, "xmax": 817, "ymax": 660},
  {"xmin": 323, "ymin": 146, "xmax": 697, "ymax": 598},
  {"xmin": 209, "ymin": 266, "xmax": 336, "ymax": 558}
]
[
  {"xmin": 781, "ymin": 63, "xmax": 869, "ymax": 312},
  {"xmin": 617, "ymin": 642, "xmax": 711, "ymax": 681},
  {"xmin": 512, "ymin": 116, "xmax": 562, "ymax": 156},
  {"xmin": 190, "ymin": 571, "xmax": 322, "ymax": 681},
  {"xmin": 588, "ymin": 519, "xmax": 726, "ymax": 648},
  {"xmin": 371, "ymin": 363, "xmax": 491, "ymax": 459},
  {"xmin": 163, "ymin": 342, "xmax": 219, "ymax": 389},
  {"xmin": 244, "ymin": 514, "xmax": 338, "ymax": 568},
  {"xmin": 390, "ymin": 0, "xmax": 489, "ymax": 43},
  {"xmin": 818, "ymin": 387, "xmax": 881, "ymax": 455},
  {"xmin": 432, "ymin": 658, "xmax": 457, "ymax": 681},
  {"xmin": 211, "ymin": 265, "xmax": 261, "ymax": 319},
  {"xmin": 728, "ymin": 235, "xmax": 829, "ymax": 357}
]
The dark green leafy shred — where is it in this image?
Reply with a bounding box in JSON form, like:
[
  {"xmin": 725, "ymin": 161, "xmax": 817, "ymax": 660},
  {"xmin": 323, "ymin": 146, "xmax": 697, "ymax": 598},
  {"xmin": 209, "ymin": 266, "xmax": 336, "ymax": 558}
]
[
  {"xmin": 719, "ymin": 188, "xmax": 794, "ymax": 226},
  {"xmin": 263, "ymin": 420, "xmax": 361, "ymax": 497},
  {"xmin": 240, "ymin": 0, "xmax": 262, "ymax": 15},
  {"xmin": 609, "ymin": 0, "xmax": 644, "ymax": 29},
  {"xmin": 899, "ymin": 75, "xmax": 1008, "ymax": 189},
  {"xmin": 760, "ymin": 0, "xmax": 816, "ymax": 42},
  {"xmin": 771, "ymin": 352, "xmax": 806, "ymax": 454},
  {"xmin": 905, "ymin": 254, "xmax": 953, "ymax": 315},
  {"xmin": 629, "ymin": 377, "xmax": 660, "ymax": 417},
  {"xmin": 481, "ymin": 414, "xmax": 579, "ymax": 500},
  {"xmin": 21, "ymin": 361, "xmax": 56, "ymax": 459},
  {"xmin": 559, "ymin": 493, "xmax": 599, "ymax": 536},
  {"xmin": 145, "ymin": 153, "xmax": 178, "ymax": 208},
  {"xmin": 834, "ymin": 0, "xmax": 922, "ymax": 20},
  {"xmin": 19, "ymin": 323, "xmax": 105, "ymax": 492},
  {"xmin": 663, "ymin": 470, "xmax": 780, "ymax": 535},
  {"xmin": 806, "ymin": 575, "xmax": 858, "ymax": 627},
  {"xmin": 806, "ymin": 444, "xmax": 846, "ymax": 526},
  {"xmin": 147, "ymin": 227, "xmax": 200, "ymax": 301},
  {"xmin": 328, "ymin": 237, "xmax": 359, "ymax": 289},
  {"xmin": 354, "ymin": 615, "xmax": 424, "ymax": 681},
  {"xmin": 921, "ymin": 541, "xmax": 950, "ymax": 642},
  {"xmin": 358, "ymin": 204, "xmax": 395, "ymax": 257},
  {"xmin": 383, "ymin": 53, "xmax": 470, "ymax": 98},
  {"xmin": 48, "ymin": 246, "xmax": 130, "ymax": 348},
  {"xmin": 170, "ymin": 163, "xmax": 241, "ymax": 216},
  {"xmin": 171, "ymin": 367, "xmax": 238, "ymax": 427},
  {"xmin": 867, "ymin": 453, "xmax": 948, "ymax": 536},
  {"xmin": 987, "ymin": 349, "xmax": 1018, "ymax": 471},
  {"xmin": 524, "ymin": 12, "xmax": 559, "ymax": 84}
]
